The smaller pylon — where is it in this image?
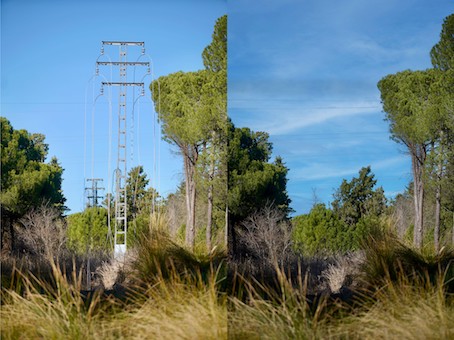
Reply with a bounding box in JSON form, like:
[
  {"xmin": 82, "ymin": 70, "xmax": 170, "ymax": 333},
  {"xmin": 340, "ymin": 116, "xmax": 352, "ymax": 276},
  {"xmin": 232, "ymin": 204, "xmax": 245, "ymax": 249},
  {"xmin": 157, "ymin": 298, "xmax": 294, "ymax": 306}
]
[
  {"xmin": 84, "ymin": 178, "xmax": 104, "ymax": 291},
  {"xmin": 85, "ymin": 178, "xmax": 104, "ymax": 207}
]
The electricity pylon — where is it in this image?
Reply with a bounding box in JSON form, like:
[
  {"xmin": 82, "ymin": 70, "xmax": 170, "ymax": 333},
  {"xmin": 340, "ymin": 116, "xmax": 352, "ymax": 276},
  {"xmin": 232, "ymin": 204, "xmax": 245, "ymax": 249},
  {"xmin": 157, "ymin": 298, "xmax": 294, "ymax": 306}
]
[
  {"xmin": 85, "ymin": 178, "xmax": 104, "ymax": 207},
  {"xmin": 84, "ymin": 178, "xmax": 104, "ymax": 290},
  {"xmin": 97, "ymin": 41, "xmax": 150, "ymax": 259}
]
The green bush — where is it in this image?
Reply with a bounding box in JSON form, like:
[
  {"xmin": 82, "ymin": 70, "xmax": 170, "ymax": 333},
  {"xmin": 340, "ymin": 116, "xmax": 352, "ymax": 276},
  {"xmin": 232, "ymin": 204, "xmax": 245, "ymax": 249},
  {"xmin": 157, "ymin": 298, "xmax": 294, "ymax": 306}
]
[
  {"xmin": 292, "ymin": 204, "xmax": 383, "ymax": 255},
  {"xmin": 67, "ymin": 207, "xmax": 111, "ymax": 254},
  {"xmin": 127, "ymin": 212, "xmax": 150, "ymax": 248}
]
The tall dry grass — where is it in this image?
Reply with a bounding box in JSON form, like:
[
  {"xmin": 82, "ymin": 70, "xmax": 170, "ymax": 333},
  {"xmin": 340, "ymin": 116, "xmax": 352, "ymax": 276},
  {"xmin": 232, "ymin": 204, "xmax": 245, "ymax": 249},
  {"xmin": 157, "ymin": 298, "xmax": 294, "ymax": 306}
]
[
  {"xmin": 2, "ymin": 221, "xmax": 453, "ymax": 339},
  {"xmin": 228, "ymin": 231, "xmax": 454, "ymax": 340},
  {"xmin": 1, "ymin": 227, "xmax": 228, "ymax": 339},
  {"xmin": 112, "ymin": 269, "xmax": 227, "ymax": 339},
  {"xmin": 228, "ymin": 267, "xmax": 336, "ymax": 339},
  {"xmin": 335, "ymin": 276, "xmax": 454, "ymax": 339},
  {"xmin": 1, "ymin": 262, "xmax": 109, "ymax": 339},
  {"xmin": 1, "ymin": 265, "xmax": 228, "ymax": 339},
  {"xmin": 115, "ymin": 224, "xmax": 229, "ymax": 339}
]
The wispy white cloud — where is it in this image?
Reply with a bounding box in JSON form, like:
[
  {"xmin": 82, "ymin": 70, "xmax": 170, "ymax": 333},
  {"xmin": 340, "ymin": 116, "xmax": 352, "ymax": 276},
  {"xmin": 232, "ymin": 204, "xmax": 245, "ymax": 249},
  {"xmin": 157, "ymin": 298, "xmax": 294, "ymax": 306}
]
[
  {"xmin": 345, "ymin": 35, "xmax": 424, "ymax": 67},
  {"xmin": 232, "ymin": 100, "xmax": 380, "ymax": 135},
  {"xmin": 268, "ymin": 106, "xmax": 379, "ymax": 135},
  {"xmin": 291, "ymin": 156, "xmax": 407, "ymax": 181},
  {"xmin": 292, "ymin": 163, "xmax": 361, "ymax": 181},
  {"xmin": 372, "ymin": 155, "xmax": 408, "ymax": 171}
]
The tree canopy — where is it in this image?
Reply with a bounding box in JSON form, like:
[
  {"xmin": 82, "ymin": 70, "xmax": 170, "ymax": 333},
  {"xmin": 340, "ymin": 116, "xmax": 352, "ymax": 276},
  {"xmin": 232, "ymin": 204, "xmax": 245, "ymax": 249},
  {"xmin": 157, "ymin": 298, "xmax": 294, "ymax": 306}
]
[
  {"xmin": 378, "ymin": 69, "xmax": 445, "ymax": 248},
  {"xmin": 293, "ymin": 167, "xmax": 385, "ymax": 255},
  {"xmin": 431, "ymin": 14, "xmax": 454, "ymax": 71},
  {"xmin": 228, "ymin": 121, "xmax": 291, "ymax": 224},
  {"xmin": 1, "ymin": 117, "xmax": 66, "ymax": 251},
  {"xmin": 149, "ymin": 15, "xmax": 227, "ymax": 250},
  {"xmin": 227, "ymin": 120, "xmax": 292, "ymax": 259},
  {"xmin": 202, "ymin": 15, "xmax": 227, "ymax": 73},
  {"xmin": 126, "ymin": 165, "xmax": 159, "ymax": 219},
  {"xmin": 332, "ymin": 166, "xmax": 387, "ymax": 226},
  {"xmin": 67, "ymin": 207, "xmax": 110, "ymax": 254}
]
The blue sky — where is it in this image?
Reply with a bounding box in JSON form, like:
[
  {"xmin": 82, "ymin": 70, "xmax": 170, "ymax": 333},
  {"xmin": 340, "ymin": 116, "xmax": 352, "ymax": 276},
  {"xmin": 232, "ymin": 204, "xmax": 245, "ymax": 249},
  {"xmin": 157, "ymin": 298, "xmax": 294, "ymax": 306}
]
[
  {"xmin": 2, "ymin": 0, "xmax": 226, "ymax": 213},
  {"xmin": 229, "ymin": 0, "xmax": 454, "ymax": 215},
  {"xmin": 2, "ymin": 1, "xmax": 453, "ymax": 217}
]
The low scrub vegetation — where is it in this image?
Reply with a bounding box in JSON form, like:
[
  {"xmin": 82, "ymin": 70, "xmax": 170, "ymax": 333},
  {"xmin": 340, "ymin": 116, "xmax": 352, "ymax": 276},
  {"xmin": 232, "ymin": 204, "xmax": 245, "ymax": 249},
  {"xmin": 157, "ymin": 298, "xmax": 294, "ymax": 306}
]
[
  {"xmin": 2, "ymin": 204, "xmax": 453, "ymax": 339},
  {"xmin": 1, "ymin": 225, "xmax": 228, "ymax": 339}
]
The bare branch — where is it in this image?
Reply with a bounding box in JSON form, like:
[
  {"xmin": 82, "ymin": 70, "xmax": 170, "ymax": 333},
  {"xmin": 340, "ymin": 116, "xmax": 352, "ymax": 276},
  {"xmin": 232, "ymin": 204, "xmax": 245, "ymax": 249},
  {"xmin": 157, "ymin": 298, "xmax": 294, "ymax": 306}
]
[{"xmin": 18, "ymin": 204, "xmax": 67, "ymax": 262}]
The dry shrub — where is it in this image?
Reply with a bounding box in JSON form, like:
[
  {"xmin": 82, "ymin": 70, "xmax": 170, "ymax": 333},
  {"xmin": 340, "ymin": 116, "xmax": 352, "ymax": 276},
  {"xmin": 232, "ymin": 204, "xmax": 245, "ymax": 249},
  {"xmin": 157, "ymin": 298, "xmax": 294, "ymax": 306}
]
[
  {"xmin": 96, "ymin": 260, "xmax": 121, "ymax": 290},
  {"xmin": 17, "ymin": 204, "xmax": 67, "ymax": 262},
  {"xmin": 96, "ymin": 249, "xmax": 137, "ymax": 290},
  {"xmin": 321, "ymin": 251, "xmax": 365, "ymax": 293},
  {"xmin": 322, "ymin": 262, "xmax": 349, "ymax": 294},
  {"xmin": 238, "ymin": 205, "xmax": 293, "ymax": 268}
]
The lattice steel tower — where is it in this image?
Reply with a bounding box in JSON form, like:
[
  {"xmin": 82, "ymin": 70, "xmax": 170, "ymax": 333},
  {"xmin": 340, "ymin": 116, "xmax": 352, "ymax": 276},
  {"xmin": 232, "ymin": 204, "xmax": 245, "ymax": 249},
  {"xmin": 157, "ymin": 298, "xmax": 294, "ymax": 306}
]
[
  {"xmin": 85, "ymin": 178, "xmax": 104, "ymax": 208},
  {"xmin": 97, "ymin": 41, "xmax": 149, "ymax": 258}
]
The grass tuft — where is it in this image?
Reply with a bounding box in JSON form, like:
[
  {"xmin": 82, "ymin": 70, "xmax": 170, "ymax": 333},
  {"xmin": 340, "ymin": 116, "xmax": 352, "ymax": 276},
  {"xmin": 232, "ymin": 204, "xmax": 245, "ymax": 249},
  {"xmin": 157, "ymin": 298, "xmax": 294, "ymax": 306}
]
[
  {"xmin": 0, "ymin": 261, "xmax": 109, "ymax": 339},
  {"xmin": 335, "ymin": 276, "xmax": 454, "ymax": 339},
  {"xmin": 361, "ymin": 231, "xmax": 454, "ymax": 291}
]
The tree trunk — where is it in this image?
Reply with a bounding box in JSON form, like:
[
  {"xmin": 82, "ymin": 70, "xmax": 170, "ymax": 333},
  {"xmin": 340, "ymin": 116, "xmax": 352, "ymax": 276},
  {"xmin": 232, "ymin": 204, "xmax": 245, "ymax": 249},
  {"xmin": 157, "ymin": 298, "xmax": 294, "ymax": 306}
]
[
  {"xmin": 206, "ymin": 140, "xmax": 216, "ymax": 252},
  {"xmin": 435, "ymin": 182, "xmax": 441, "ymax": 252},
  {"xmin": 183, "ymin": 145, "xmax": 198, "ymax": 250},
  {"xmin": 411, "ymin": 143, "xmax": 426, "ymax": 249},
  {"xmin": 434, "ymin": 132, "xmax": 444, "ymax": 253},
  {"xmin": 227, "ymin": 211, "xmax": 236, "ymax": 261},
  {"xmin": 206, "ymin": 183, "xmax": 213, "ymax": 251},
  {"xmin": 189, "ymin": 179, "xmax": 196, "ymax": 250},
  {"xmin": 434, "ymin": 144, "xmax": 442, "ymax": 252},
  {"xmin": 225, "ymin": 204, "xmax": 228, "ymax": 246}
]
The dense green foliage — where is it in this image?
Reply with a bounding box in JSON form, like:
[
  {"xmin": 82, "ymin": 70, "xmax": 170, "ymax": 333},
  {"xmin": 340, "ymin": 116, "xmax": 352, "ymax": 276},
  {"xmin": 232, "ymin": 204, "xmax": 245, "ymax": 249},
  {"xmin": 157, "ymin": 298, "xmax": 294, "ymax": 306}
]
[
  {"xmin": 293, "ymin": 167, "xmax": 385, "ymax": 255},
  {"xmin": 49, "ymin": 165, "xmax": 161, "ymax": 255},
  {"xmin": 1, "ymin": 117, "xmax": 66, "ymax": 251},
  {"xmin": 67, "ymin": 207, "xmax": 110, "ymax": 254},
  {"xmin": 202, "ymin": 15, "xmax": 227, "ymax": 73},
  {"xmin": 431, "ymin": 13, "xmax": 454, "ymax": 71},
  {"xmin": 228, "ymin": 122, "xmax": 291, "ymax": 222},
  {"xmin": 378, "ymin": 69, "xmax": 444, "ymax": 146},
  {"xmin": 227, "ymin": 121, "xmax": 291, "ymax": 259},
  {"xmin": 332, "ymin": 166, "xmax": 386, "ymax": 226},
  {"xmin": 125, "ymin": 165, "xmax": 160, "ymax": 219},
  {"xmin": 293, "ymin": 204, "xmax": 349, "ymax": 254}
]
